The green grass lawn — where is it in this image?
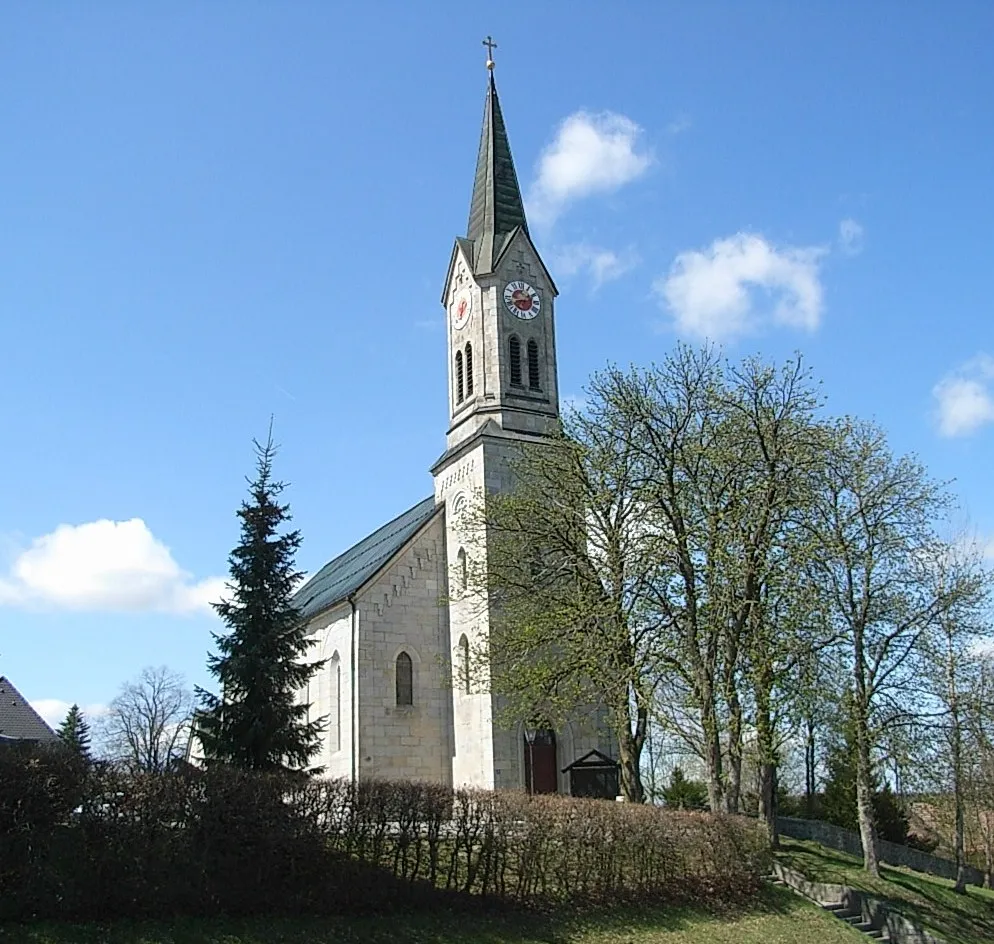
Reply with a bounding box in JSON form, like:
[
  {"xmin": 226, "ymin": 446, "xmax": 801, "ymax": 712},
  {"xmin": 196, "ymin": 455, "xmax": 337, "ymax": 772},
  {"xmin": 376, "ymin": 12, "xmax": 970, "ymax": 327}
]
[
  {"xmin": 0, "ymin": 886, "xmax": 864, "ymax": 944},
  {"xmin": 776, "ymin": 838, "xmax": 994, "ymax": 944}
]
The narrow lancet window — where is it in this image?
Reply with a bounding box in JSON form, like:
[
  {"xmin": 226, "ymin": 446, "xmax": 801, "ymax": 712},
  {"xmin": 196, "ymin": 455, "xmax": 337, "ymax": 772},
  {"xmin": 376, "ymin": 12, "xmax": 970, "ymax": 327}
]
[
  {"xmin": 509, "ymin": 336, "xmax": 522, "ymax": 386},
  {"xmin": 396, "ymin": 652, "xmax": 413, "ymax": 706},
  {"xmin": 527, "ymin": 339, "xmax": 540, "ymax": 389},
  {"xmin": 457, "ymin": 547, "xmax": 468, "ymax": 592},
  {"xmin": 459, "ymin": 634, "xmax": 471, "ymax": 694},
  {"xmin": 465, "ymin": 343, "xmax": 474, "ymax": 395},
  {"xmin": 329, "ymin": 651, "xmax": 341, "ymax": 752},
  {"xmin": 455, "ymin": 350, "xmax": 464, "ymax": 403}
]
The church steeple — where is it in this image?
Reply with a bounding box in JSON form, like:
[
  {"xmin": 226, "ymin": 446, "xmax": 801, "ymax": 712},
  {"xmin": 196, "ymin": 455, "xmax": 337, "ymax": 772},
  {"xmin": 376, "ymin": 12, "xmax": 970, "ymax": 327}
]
[
  {"xmin": 437, "ymin": 43, "xmax": 560, "ymax": 455},
  {"xmin": 466, "ymin": 71, "xmax": 529, "ymax": 276}
]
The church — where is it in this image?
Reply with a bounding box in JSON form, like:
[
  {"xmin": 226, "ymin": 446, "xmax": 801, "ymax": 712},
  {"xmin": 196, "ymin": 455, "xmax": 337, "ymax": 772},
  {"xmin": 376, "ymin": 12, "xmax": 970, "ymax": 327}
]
[{"xmin": 293, "ymin": 57, "xmax": 617, "ymax": 796}]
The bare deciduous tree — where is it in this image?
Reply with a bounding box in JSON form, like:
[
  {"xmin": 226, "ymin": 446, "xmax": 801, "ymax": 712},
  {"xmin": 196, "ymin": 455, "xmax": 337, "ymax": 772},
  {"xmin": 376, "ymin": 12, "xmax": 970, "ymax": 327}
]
[{"xmin": 103, "ymin": 666, "xmax": 194, "ymax": 773}]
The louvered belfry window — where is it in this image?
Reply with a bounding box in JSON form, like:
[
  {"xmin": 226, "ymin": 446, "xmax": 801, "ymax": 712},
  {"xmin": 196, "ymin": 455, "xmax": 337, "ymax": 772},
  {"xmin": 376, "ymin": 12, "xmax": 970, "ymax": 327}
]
[
  {"xmin": 509, "ymin": 335, "xmax": 522, "ymax": 386},
  {"xmin": 455, "ymin": 350, "xmax": 464, "ymax": 403},
  {"xmin": 527, "ymin": 339, "xmax": 540, "ymax": 389},
  {"xmin": 465, "ymin": 343, "xmax": 474, "ymax": 395}
]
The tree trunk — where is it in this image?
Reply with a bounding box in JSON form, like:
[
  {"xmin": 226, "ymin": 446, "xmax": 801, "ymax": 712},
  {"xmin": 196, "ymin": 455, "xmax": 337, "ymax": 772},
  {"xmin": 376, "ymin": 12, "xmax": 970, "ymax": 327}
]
[
  {"xmin": 755, "ymin": 681, "xmax": 779, "ymax": 848},
  {"xmin": 758, "ymin": 762, "xmax": 779, "ymax": 848},
  {"xmin": 723, "ymin": 690, "xmax": 743, "ymax": 814},
  {"xmin": 616, "ymin": 705, "xmax": 646, "ymax": 803},
  {"xmin": 805, "ymin": 716, "xmax": 816, "ymax": 816},
  {"xmin": 700, "ymin": 688, "xmax": 724, "ymax": 812},
  {"xmin": 985, "ymin": 829, "xmax": 993, "ymax": 889},
  {"xmin": 951, "ymin": 715, "xmax": 967, "ymax": 894},
  {"xmin": 722, "ymin": 625, "xmax": 743, "ymax": 815},
  {"xmin": 947, "ymin": 647, "xmax": 967, "ymax": 895},
  {"xmin": 854, "ymin": 709, "xmax": 880, "ymax": 876}
]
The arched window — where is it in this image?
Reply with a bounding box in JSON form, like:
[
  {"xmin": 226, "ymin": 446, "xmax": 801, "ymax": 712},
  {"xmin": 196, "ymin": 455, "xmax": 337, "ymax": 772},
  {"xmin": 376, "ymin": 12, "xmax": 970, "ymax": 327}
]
[
  {"xmin": 458, "ymin": 634, "xmax": 471, "ymax": 694},
  {"xmin": 509, "ymin": 335, "xmax": 522, "ymax": 386},
  {"xmin": 464, "ymin": 343, "xmax": 474, "ymax": 395},
  {"xmin": 457, "ymin": 547, "xmax": 468, "ymax": 592},
  {"xmin": 527, "ymin": 339, "xmax": 541, "ymax": 390},
  {"xmin": 328, "ymin": 651, "xmax": 341, "ymax": 752},
  {"xmin": 396, "ymin": 651, "xmax": 413, "ymax": 706},
  {"xmin": 455, "ymin": 350, "xmax": 464, "ymax": 403}
]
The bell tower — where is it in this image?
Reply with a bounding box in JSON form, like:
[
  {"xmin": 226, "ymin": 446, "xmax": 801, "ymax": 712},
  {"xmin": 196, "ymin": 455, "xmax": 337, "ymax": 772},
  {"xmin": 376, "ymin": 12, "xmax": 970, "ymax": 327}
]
[
  {"xmin": 432, "ymin": 47, "xmax": 565, "ymax": 792},
  {"xmin": 438, "ymin": 63, "xmax": 560, "ymax": 455}
]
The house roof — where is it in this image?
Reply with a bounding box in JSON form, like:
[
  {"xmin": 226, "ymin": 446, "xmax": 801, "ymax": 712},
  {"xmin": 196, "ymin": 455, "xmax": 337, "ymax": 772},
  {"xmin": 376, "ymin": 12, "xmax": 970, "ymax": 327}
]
[
  {"xmin": 294, "ymin": 496, "xmax": 439, "ymax": 621},
  {"xmin": 0, "ymin": 676, "xmax": 58, "ymax": 742}
]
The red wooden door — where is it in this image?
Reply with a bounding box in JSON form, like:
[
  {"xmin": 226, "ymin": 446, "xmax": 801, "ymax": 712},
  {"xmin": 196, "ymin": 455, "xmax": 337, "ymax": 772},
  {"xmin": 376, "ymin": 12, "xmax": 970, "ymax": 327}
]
[{"xmin": 524, "ymin": 729, "xmax": 558, "ymax": 794}]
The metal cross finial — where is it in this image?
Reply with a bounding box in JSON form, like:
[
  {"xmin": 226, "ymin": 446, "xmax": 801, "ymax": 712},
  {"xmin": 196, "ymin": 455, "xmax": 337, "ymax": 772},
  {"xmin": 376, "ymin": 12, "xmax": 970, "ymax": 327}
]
[{"xmin": 482, "ymin": 35, "xmax": 497, "ymax": 70}]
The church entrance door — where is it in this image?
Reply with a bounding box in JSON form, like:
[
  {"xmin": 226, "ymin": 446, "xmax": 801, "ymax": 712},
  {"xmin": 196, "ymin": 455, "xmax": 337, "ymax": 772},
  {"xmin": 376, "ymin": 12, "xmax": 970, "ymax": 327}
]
[{"xmin": 524, "ymin": 729, "xmax": 557, "ymax": 794}]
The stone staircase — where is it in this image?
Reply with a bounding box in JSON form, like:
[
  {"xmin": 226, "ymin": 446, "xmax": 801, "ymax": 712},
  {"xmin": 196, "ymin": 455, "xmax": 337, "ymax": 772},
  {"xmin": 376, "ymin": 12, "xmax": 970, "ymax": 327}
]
[
  {"xmin": 821, "ymin": 899, "xmax": 889, "ymax": 940},
  {"xmin": 768, "ymin": 863, "xmax": 946, "ymax": 943},
  {"xmin": 769, "ymin": 871, "xmax": 889, "ymax": 940}
]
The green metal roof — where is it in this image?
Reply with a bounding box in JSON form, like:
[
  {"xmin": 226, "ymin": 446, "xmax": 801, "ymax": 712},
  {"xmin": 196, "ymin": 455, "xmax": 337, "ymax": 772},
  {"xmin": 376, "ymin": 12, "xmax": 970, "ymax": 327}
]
[
  {"xmin": 466, "ymin": 73, "xmax": 529, "ymax": 276},
  {"xmin": 294, "ymin": 497, "xmax": 438, "ymax": 620}
]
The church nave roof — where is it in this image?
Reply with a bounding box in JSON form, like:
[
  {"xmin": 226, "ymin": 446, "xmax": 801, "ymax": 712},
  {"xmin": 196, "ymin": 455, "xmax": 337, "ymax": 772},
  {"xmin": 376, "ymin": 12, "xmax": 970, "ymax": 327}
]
[{"xmin": 294, "ymin": 496, "xmax": 438, "ymax": 620}]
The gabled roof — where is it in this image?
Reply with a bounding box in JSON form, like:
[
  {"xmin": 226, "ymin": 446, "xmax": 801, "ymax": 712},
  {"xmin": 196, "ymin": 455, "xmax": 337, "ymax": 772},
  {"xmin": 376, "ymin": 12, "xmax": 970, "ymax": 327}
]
[
  {"xmin": 466, "ymin": 73, "xmax": 529, "ymax": 276},
  {"xmin": 562, "ymin": 749, "xmax": 619, "ymax": 772},
  {"xmin": 0, "ymin": 676, "xmax": 58, "ymax": 742},
  {"xmin": 294, "ymin": 497, "xmax": 439, "ymax": 621}
]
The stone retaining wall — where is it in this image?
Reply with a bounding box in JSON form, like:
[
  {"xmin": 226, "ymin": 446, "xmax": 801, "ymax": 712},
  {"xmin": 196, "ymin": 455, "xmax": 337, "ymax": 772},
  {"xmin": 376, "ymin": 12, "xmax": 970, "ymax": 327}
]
[
  {"xmin": 778, "ymin": 816, "xmax": 985, "ymax": 888},
  {"xmin": 773, "ymin": 861, "xmax": 947, "ymax": 944}
]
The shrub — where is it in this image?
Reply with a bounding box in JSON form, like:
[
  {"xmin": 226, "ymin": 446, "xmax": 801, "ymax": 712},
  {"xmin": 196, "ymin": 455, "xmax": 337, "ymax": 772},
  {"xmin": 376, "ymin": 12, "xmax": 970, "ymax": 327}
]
[
  {"xmin": 0, "ymin": 755, "xmax": 770, "ymax": 921},
  {"xmin": 873, "ymin": 783, "xmax": 909, "ymax": 845},
  {"xmin": 661, "ymin": 766, "xmax": 709, "ymax": 811}
]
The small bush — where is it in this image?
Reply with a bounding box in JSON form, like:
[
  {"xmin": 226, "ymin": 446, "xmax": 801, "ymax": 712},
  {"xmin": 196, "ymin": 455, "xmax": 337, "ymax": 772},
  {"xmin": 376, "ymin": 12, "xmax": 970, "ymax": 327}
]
[{"xmin": 661, "ymin": 766, "xmax": 709, "ymax": 811}]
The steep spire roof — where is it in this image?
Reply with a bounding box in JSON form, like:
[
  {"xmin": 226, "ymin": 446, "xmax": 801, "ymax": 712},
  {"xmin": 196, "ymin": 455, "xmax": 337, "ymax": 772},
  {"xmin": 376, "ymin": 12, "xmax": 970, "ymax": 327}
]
[{"xmin": 466, "ymin": 73, "xmax": 528, "ymax": 275}]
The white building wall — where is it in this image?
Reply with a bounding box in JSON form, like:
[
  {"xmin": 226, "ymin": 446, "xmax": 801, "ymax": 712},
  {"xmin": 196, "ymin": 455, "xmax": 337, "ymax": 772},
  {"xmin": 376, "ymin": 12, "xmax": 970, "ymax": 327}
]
[{"xmin": 304, "ymin": 603, "xmax": 355, "ymax": 780}]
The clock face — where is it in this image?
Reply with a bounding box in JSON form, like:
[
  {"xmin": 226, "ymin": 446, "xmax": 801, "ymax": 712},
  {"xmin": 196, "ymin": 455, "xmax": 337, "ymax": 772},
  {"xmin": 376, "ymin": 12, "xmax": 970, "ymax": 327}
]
[
  {"xmin": 503, "ymin": 281, "xmax": 541, "ymax": 320},
  {"xmin": 451, "ymin": 289, "xmax": 472, "ymax": 330}
]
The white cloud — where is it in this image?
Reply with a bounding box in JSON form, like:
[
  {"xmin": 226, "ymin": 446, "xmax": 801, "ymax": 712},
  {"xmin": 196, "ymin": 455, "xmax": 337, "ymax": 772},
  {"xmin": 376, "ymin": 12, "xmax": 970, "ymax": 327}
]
[
  {"xmin": 30, "ymin": 699, "xmax": 110, "ymax": 729},
  {"xmin": 553, "ymin": 243, "xmax": 639, "ymax": 290},
  {"xmin": 933, "ymin": 356, "xmax": 994, "ymax": 437},
  {"xmin": 528, "ymin": 111, "xmax": 652, "ymax": 226},
  {"xmin": 655, "ymin": 232, "xmax": 827, "ymax": 340},
  {"xmin": 838, "ymin": 218, "xmax": 865, "ymax": 256},
  {"xmin": 0, "ymin": 518, "xmax": 225, "ymax": 614}
]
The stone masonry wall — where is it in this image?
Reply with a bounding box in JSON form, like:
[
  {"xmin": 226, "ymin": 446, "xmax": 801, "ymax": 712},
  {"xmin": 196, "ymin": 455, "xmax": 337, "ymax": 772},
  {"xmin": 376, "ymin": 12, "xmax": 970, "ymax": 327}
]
[
  {"xmin": 778, "ymin": 816, "xmax": 985, "ymax": 887},
  {"xmin": 355, "ymin": 513, "xmax": 453, "ymax": 785}
]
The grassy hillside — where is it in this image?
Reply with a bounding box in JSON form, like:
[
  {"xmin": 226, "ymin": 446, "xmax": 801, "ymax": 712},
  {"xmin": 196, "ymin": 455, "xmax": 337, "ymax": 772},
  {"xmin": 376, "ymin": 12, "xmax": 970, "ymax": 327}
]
[
  {"xmin": 0, "ymin": 886, "xmax": 863, "ymax": 944},
  {"xmin": 776, "ymin": 838, "xmax": 994, "ymax": 944}
]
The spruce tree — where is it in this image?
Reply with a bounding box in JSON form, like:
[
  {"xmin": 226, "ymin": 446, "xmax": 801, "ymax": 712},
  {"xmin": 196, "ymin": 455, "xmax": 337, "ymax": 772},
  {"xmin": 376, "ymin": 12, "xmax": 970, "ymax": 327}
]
[
  {"xmin": 57, "ymin": 703, "xmax": 92, "ymax": 760},
  {"xmin": 196, "ymin": 431, "xmax": 325, "ymax": 771}
]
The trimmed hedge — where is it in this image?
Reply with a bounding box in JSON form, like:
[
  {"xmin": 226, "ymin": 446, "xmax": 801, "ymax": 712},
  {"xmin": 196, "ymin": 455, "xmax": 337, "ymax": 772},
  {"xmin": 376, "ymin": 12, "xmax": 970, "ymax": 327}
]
[{"xmin": 0, "ymin": 744, "xmax": 769, "ymax": 920}]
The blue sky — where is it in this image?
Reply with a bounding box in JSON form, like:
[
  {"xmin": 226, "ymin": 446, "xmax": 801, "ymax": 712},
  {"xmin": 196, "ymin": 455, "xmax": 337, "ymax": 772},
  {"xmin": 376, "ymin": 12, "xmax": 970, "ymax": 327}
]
[{"xmin": 2, "ymin": 3, "xmax": 992, "ymax": 728}]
